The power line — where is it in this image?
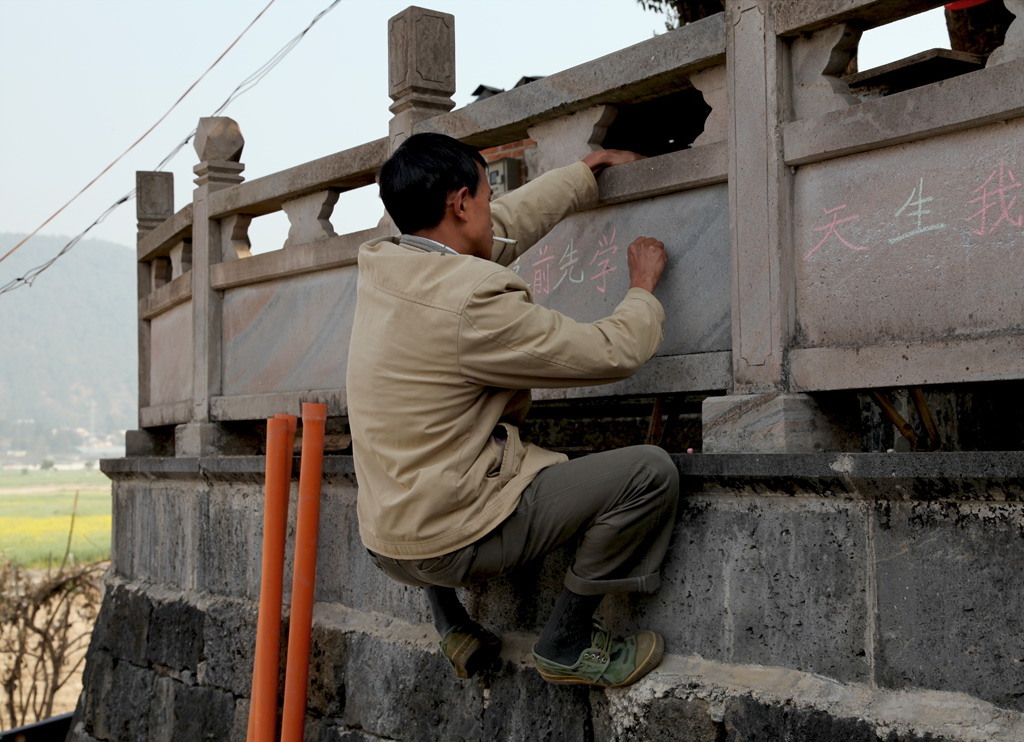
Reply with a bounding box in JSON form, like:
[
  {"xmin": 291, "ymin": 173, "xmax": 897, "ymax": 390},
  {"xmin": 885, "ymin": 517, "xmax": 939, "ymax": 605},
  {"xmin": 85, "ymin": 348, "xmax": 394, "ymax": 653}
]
[
  {"xmin": 0, "ymin": 0, "xmax": 343, "ymax": 298},
  {"xmin": 0, "ymin": 0, "xmax": 278, "ymax": 269}
]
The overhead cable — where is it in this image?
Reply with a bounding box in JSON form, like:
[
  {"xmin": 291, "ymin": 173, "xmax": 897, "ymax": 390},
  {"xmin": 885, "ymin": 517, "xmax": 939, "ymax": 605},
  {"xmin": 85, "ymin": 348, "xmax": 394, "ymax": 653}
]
[{"xmin": 1, "ymin": 0, "xmax": 343, "ymax": 297}]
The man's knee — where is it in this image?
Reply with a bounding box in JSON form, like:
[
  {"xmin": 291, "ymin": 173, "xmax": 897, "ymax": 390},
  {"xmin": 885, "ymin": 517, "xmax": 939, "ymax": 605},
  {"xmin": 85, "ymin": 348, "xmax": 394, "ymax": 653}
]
[{"xmin": 633, "ymin": 445, "xmax": 679, "ymax": 493}]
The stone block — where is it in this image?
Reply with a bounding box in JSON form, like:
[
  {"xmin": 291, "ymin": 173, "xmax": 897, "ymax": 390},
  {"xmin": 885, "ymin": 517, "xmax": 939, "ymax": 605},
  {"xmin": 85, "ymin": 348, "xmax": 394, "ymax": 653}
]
[
  {"xmin": 602, "ymin": 495, "xmax": 870, "ymax": 684},
  {"xmin": 702, "ymin": 393, "xmax": 858, "ymax": 453},
  {"xmin": 340, "ymin": 632, "xmax": 486, "ymax": 741},
  {"xmin": 307, "ymin": 624, "xmax": 348, "ymax": 717},
  {"xmin": 200, "ymin": 596, "xmax": 259, "ymax": 696},
  {"xmin": 723, "ymin": 694, "xmax": 896, "ymax": 742},
  {"xmin": 147, "ymin": 595, "xmax": 204, "ymax": 671},
  {"xmin": 175, "ymin": 422, "xmax": 254, "ymax": 457},
  {"xmin": 194, "ymin": 116, "xmax": 244, "ymax": 163},
  {"xmin": 593, "ymin": 694, "xmax": 721, "ymax": 742},
  {"xmin": 105, "ymin": 658, "xmax": 156, "ymax": 741},
  {"xmin": 873, "ymin": 500, "xmax": 1024, "ymax": 711},
  {"xmin": 90, "ymin": 582, "xmax": 151, "ymax": 665},
  {"xmin": 150, "ymin": 674, "xmax": 237, "ymax": 742},
  {"xmin": 198, "ymin": 485, "xmax": 256, "ymax": 598},
  {"xmin": 78, "ymin": 648, "xmax": 114, "ymax": 739},
  {"xmin": 480, "ymin": 659, "xmax": 594, "ymax": 741},
  {"xmin": 313, "ymin": 486, "xmax": 432, "ymax": 625},
  {"xmin": 125, "ymin": 428, "xmax": 175, "ymax": 457}
]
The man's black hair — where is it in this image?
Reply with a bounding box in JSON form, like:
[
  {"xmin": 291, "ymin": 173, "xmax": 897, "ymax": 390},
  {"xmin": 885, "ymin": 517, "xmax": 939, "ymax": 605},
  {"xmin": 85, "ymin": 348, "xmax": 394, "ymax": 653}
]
[{"xmin": 379, "ymin": 133, "xmax": 488, "ymax": 234}]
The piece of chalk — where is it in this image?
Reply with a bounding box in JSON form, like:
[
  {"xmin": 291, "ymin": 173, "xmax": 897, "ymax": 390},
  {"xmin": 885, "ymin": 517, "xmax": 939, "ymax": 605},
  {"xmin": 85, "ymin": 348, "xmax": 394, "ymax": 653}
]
[
  {"xmin": 492, "ymin": 236, "xmax": 517, "ymax": 244},
  {"xmin": 687, "ymin": 448, "xmax": 694, "ymax": 454}
]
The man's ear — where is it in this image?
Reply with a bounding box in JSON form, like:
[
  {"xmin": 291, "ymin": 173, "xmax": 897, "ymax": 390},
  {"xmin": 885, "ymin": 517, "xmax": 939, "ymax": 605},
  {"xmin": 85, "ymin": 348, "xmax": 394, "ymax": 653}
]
[{"xmin": 449, "ymin": 186, "xmax": 471, "ymax": 223}]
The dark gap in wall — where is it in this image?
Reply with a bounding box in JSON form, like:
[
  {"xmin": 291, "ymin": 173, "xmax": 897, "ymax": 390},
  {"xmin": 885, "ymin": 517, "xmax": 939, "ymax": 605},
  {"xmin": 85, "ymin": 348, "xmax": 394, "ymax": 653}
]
[{"xmin": 601, "ymin": 87, "xmax": 711, "ymax": 158}]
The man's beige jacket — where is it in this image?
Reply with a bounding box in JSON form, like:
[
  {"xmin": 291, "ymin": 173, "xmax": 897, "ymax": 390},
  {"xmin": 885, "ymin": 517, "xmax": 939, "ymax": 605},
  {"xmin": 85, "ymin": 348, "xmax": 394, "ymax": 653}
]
[{"xmin": 348, "ymin": 161, "xmax": 666, "ymax": 559}]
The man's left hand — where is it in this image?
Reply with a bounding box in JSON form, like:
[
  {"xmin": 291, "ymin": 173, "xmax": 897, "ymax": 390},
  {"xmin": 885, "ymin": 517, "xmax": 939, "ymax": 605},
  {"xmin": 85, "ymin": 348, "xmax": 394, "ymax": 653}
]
[{"xmin": 582, "ymin": 149, "xmax": 646, "ymax": 174}]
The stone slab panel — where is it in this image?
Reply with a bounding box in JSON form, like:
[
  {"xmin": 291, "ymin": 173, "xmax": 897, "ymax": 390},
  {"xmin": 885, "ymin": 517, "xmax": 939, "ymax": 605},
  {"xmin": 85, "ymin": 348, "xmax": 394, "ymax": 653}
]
[
  {"xmin": 149, "ymin": 299, "xmax": 192, "ymax": 407},
  {"xmin": 602, "ymin": 494, "xmax": 871, "ymax": 683},
  {"xmin": 794, "ymin": 118, "xmax": 1024, "ymax": 349},
  {"xmin": 510, "ymin": 186, "xmax": 731, "ymax": 358},
  {"xmin": 221, "ymin": 265, "xmax": 357, "ymax": 395},
  {"xmin": 873, "ymin": 500, "xmax": 1024, "ymax": 711}
]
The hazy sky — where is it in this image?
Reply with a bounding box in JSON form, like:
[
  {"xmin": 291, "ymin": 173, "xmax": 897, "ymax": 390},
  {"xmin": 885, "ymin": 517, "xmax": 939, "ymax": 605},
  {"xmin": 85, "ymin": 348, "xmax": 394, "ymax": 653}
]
[{"xmin": 0, "ymin": 1, "xmax": 949, "ymax": 278}]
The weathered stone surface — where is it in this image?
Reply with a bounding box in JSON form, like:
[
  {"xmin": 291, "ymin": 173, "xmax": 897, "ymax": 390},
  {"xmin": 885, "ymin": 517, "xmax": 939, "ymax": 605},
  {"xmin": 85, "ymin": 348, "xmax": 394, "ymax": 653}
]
[
  {"xmin": 604, "ymin": 494, "xmax": 870, "ymax": 683},
  {"xmin": 873, "ymin": 500, "xmax": 1024, "ymax": 712},
  {"xmin": 200, "ymin": 596, "xmax": 259, "ymax": 696},
  {"xmin": 282, "ymin": 190, "xmax": 339, "ymax": 248},
  {"xmin": 526, "ymin": 105, "xmax": 618, "ymax": 177},
  {"xmin": 220, "ymin": 266, "xmax": 358, "ymax": 397},
  {"xmin": 793, "ymin": 119, "xmax": 1024, "ymax": 358},
  {"xmin": 147, "ymin": 595, "xmax": 203, "ymax": 671},
  {"xmin": 150, "ymin": 675, "xmax": 236, "ymax": 742},
  {"xmin": 593, "ymin": 694, "xmax": 722, "ymax": 742},
  {"xmin": 148, "ymin": 300, "xmax": 192, "ymax": 408},
  {"xmin": 721, "ymin": 694, "xmax": 946, "ymax": 741},
  {"xmin": 510, "ymin": 186, "xmax": 730, "ymax": 359},
  {"xmin": 194, "ymin": 117, "xmax": 244, "ymax": 163},
  {"xmin": 703, "ymin": 392, "xmax": 860, "ymax": 453},
  {"xmin": 790, "ymin": 23, "xmax": 861, "ymax": 120},
  {"xmin": 198, "ymin": 484, "xmax": 258, "ymax": 598},
  {"xmin": 91, "ymin": 582, "xmax": 151, "ymax": 665}
]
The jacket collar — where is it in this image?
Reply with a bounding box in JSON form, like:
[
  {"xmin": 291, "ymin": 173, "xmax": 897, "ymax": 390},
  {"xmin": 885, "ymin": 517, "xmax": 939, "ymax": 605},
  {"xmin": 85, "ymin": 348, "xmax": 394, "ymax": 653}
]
[{"xmin": 399, "ymin": 234, "xmax": 459, "ymax": 255}]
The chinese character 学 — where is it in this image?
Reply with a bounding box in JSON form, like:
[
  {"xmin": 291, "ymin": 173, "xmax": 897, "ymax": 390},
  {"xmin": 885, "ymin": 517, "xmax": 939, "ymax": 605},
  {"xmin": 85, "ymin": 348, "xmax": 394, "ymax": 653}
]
[{"xmin": 589, "ymin": 229, "xmax": 619, "ymax": 294}]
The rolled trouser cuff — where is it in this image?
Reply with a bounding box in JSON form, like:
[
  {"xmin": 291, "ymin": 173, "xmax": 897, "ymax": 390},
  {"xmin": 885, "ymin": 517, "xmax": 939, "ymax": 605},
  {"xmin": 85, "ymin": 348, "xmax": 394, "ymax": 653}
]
[{"xmin": 564, "ymin": 567, "xmax": 662, "ymax": 596}]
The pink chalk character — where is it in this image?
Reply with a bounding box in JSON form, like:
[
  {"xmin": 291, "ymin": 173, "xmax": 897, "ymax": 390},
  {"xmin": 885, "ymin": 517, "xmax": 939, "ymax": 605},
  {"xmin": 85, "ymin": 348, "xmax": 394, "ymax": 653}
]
[
  {"xmin": 805, "ymin": 204, "xmax": 868, "ymax": 260},
  {"xmin": 551, "ymin": 239, "xmax": 586, "ymax": 292},
  {"xmin": 589, "ymin": 229, "xmax": 619, "ymax": 294},
  {"xmin": 889, "ymin": 177, "xmax": 946, "ymax": 244},
  {"xmin": 531, "ymin": 244, "xmax": 555, "ymax": 296},
  {"xmin": 965, "ymin": 159, "xmax": 1022, "ymax": 236}
]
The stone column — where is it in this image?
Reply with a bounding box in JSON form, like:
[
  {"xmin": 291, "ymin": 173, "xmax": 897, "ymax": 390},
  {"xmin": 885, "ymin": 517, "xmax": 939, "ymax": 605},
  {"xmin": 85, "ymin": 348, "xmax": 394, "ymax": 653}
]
[
  {"xmin": 128, "ymin": 172, "xmax": 175, "ymax": 456},
  {"xmin": 175, "ymin": 117, "xmax": 247, "ymax": 457},
  {"xmin": 387, "ymin": 6, "xmax": 456, "ymax": 152},
  {"xmin": 707, "ymin": 0, "xmax": 844, "ymax": 453}
]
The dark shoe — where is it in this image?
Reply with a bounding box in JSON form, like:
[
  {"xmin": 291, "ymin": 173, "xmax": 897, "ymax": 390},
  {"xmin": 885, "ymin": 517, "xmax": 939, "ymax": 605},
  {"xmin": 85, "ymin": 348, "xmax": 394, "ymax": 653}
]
[
  {"xmin": 440, "ymin": 624, "xmax": 502, "ymax": 679},
  {"xmin": 532, "ymin": 623, "xmax": 664, "ymax": 688}
]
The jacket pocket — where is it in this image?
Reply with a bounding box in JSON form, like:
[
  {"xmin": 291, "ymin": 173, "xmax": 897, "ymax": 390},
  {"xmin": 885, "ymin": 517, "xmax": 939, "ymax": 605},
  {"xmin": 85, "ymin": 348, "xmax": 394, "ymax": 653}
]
[{"xmin": 494, "ymin": 422, "xmax": 520, "ymax": 487}]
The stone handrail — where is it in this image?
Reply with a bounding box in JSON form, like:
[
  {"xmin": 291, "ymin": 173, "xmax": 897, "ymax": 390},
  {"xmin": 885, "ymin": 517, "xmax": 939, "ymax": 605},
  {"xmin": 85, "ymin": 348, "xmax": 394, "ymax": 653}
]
[{"xmin": 128, "ymin": 2, "xmax": 1024, "ymax": 459}]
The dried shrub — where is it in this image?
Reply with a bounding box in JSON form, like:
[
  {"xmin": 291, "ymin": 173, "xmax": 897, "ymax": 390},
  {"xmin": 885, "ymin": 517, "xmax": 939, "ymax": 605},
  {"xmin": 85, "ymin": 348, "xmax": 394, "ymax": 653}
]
[{"xmin": 1, "ymin": 491, "xmax": 103, "ymax": 730}]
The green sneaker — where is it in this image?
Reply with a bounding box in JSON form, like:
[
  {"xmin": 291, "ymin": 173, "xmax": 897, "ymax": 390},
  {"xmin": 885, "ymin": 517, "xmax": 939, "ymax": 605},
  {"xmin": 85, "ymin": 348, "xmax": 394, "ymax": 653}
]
[
  {"xmin": 439, "ymin": 624, "xmax": 502, "ymax": 679},
  {"xmin": 532, "ymin": 623, "xmax": 664, "ymax": 688}
]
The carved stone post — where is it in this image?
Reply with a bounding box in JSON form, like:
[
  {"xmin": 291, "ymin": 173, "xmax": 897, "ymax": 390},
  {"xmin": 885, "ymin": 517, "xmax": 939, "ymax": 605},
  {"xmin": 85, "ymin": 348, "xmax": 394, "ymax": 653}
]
[
  {"xmin": 387, "ymin": 6, "xmax": 456, "ymax": 153},
  {"xmin": 705, "ymin": 0, "xmax": 844, "ymax": 453},
  {"xmin": 987, "ymin": 0, "xmax": 1024, "ymax": 66},
  {"xmin": 176, "ymin": 117, "xmax": 246, "ymax": 457},
  {"xmin": 128, "ymin": 172, "xmax": 174, "ymax": 456}
]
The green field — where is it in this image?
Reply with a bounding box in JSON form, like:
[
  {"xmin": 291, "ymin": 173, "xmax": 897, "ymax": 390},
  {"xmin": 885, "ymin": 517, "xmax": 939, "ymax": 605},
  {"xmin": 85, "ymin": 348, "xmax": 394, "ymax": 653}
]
[{"xmin": 0, "ymin": 469, "xmax": 111, "ymax": 567}]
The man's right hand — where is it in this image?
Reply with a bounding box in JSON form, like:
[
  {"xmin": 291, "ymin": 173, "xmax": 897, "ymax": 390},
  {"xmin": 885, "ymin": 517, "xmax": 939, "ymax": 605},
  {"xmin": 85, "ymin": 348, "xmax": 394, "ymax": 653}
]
[{"xmin": 627, "ymin": 237, "xmax": 668, "ymax": 294}]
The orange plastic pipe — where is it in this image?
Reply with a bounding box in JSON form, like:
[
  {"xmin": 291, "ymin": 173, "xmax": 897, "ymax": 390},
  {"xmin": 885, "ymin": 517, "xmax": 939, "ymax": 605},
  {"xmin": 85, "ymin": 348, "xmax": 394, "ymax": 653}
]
[
  {"xmin": 280, "ymin": 403, "xmax": 327, "ymax": 742},
  {"xmin": 248, "ymin": 414, "xmax": 296, "ymax": 742}
]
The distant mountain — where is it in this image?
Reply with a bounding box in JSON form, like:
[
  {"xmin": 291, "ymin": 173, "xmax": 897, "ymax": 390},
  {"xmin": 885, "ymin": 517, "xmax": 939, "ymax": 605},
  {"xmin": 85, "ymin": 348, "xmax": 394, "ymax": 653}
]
[{"xmin": 0, "ymin": 233, "xmax": 136, "ymax": 437}]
